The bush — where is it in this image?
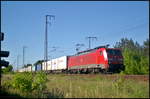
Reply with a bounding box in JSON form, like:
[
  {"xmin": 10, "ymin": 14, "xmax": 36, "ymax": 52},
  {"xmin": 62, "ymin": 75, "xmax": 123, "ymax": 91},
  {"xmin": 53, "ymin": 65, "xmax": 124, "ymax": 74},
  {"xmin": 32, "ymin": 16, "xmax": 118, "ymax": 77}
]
[
  {"xmin": 12, "ymin": 72, "xmax": 33, "ymax": 92},
  {"xmin": 10, "ymin": 72, "xmax": 48, "ymax": 93},
  {"xmin": 32, "ymin": 71, "xmax": 48, "ymax": 91},
  {"xmin": 122, "ymin": 48, "xmax": 149, "ymax": 74},
  {"xmin": 1, "ymin": 65, "xmax": 13, "ymax": 73}
]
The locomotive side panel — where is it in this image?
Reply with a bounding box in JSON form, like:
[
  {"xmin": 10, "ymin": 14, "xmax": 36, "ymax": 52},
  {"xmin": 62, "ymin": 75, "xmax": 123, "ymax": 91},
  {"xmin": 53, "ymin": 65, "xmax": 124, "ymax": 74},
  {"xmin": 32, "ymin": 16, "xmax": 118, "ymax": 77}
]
[{"xmin": 68, "ymin": 50, "xmax": 99, "ymax": 70}]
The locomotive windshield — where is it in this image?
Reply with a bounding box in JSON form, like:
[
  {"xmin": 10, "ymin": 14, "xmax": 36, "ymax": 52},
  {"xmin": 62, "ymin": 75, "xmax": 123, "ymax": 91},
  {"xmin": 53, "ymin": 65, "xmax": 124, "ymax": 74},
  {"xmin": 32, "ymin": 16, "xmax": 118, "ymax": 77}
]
[{"xmin": 106, "ymin": 49, "xmax": 122, "ymax": 56}]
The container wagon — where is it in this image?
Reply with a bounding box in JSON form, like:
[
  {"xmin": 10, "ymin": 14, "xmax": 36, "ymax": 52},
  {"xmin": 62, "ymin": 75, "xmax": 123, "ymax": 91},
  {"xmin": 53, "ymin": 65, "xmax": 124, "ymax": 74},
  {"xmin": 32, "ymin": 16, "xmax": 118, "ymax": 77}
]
[
  {"xmin": 32, "ymin": 65, "xmax": 36, "ymax": 72},
  {"xmin": 36, "ymin": 64, "xmax": 42, "ymax": 71},
  {"xmin": 42, "ymin": 56, "xmax": 67, "ymax": 73}
]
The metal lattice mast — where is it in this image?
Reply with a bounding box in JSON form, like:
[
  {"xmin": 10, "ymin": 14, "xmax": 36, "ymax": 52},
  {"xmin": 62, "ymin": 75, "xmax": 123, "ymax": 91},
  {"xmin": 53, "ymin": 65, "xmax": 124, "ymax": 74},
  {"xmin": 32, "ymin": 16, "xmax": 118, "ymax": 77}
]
[
  {"xmin": 23, "ymin": 46, "xmax": 27, "ymax": 67},
  {"xmin": 17, "ymin": 55, "xmax": 20, "ymax": 72},
  {"xmin": 86, "ymin": 37, "xmax": 97, "ymax": 49},
  {"xmin": 44, "ymin": 15, "xmax": 55, "ymax": 72}
]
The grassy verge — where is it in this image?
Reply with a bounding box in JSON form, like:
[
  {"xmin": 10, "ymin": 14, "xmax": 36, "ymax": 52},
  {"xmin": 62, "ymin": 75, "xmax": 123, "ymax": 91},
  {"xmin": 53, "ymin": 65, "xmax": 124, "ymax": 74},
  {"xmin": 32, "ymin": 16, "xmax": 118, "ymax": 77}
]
[
  {"xmin": 1, "ymin": 73, "xmax": 149, "ymax": 98},
  {"xmin": 45, "ymin": 74, "xmax": 149, "ymax": 98}
]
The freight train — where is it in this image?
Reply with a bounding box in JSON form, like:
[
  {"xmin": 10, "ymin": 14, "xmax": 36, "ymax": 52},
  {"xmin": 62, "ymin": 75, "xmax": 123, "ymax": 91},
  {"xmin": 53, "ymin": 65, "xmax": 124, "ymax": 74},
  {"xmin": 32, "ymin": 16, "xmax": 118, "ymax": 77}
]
[{"xmin": 18, "ymin": 45, "xmax": 125, "ymax": 74}]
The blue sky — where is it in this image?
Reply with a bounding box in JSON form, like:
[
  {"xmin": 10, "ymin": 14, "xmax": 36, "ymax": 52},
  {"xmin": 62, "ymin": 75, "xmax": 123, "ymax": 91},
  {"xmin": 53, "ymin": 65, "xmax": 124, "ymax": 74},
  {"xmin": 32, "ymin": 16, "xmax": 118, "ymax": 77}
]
[{"xmin": 1, "ymin": 1, "xmax": 149, "ymax": 70}]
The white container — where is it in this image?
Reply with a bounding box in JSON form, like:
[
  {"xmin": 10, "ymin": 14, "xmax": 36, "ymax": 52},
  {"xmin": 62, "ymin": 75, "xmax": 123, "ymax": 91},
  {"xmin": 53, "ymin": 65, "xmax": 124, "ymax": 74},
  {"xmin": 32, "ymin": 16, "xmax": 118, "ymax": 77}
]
[
  {"xmin": 51, "ymin": 56, "xmax": 67, "ymax": 70},
  {"xmin": 52, "ymin": 58, "xmax": 57, "ymax": 70},
  {"xmin": 42, "ymin": 61, "xmax": 51, "ymax": 71},
  {"xmin": 19, "ymin": 68, "xmax": 25, "ymax": 72},
  {"xmin": 47, "ymin": 60, "xmax": 52, "ymax": 70},
  {"xmin": 57, "ymin": 56, "xmax": 67, "ymax": 70},
  {"xmin": 23, "ymin": 68, "xmax": 25, "ymax": 72},
  {"xmin": 26, "ymin": 66, "xmax": 32, "ymax": 72},
  {"xmin": 42, "ymin": 56, "xmax": 67, "ymax": 71},
  {"xmin": 42, "ymin": 62, "xmax": 46, "ymax": 71},
  {"xmin": 18, "ymin": 68, "xmax": 23, "ymax": 72}
]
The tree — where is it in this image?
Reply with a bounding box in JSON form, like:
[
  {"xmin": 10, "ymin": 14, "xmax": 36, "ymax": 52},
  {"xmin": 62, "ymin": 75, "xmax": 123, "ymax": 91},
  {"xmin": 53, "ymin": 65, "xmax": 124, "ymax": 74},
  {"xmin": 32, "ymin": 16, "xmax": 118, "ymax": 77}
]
[
  {"xmin": 114, "ymin": 38, "xmax": 149, "ymax": 74},
  {"xmin": 142, "ymin": 38, "xmax": 149, "ymax": 57},
  {"xmin": 114, "ymin": 38, "xmax": 142, "ymax": 52}
]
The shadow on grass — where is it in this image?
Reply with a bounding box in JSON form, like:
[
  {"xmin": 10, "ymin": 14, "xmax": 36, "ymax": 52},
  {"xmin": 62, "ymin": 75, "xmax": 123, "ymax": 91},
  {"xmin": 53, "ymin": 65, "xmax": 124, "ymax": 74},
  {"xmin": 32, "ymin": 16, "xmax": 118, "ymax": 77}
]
[
  {"xmin": 43, "ymin": 88, "xmax": 64, "ymax": 98},
  {"xmin": 0, "ymin": 88, "xmax": 64, "ymax": 98},
  {"xmin": 0, "ymin": 89, "xmax": 24, "ymax": 98}
]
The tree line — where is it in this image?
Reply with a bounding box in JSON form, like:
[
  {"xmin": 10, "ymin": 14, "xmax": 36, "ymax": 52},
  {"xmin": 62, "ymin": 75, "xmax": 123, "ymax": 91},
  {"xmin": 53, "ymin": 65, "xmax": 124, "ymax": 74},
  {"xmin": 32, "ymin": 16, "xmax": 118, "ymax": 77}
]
[{"xmin": 114, "ymin": 38, "xmax": 149, "ymax": 74}]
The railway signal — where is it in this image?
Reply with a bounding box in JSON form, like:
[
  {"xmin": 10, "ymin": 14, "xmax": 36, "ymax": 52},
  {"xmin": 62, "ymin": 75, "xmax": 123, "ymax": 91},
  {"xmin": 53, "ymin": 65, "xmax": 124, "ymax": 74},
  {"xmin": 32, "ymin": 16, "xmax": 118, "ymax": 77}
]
[
  {"xmin": 0, "ymin": 32, "xmax": 10, "ymax": 67},
  {"xmin": 0, "ymin": 32, "xmax": 4, "ymax": 41}
]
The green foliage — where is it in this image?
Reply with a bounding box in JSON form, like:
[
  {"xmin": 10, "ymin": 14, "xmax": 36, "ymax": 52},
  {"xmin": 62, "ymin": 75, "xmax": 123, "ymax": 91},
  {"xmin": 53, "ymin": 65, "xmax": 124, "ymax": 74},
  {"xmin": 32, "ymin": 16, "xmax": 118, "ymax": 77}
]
[
  {"xmin": 114, "ymin": 38, "xmax": 149, "ymax": 74},
  {"xmin": 1, "ymin": 74, "xmax": 149, "ymax": 98},
  {"xmin": 2, "ymin": 65, "xmax": 13, "ymax": 73},
  {"xmin": 32, "ymin": 71, "xmax": 48, "ymax": 91},
  {"xmin": 49, "ymin": 87, "xmax": 64, "ymax": 98},
  {"xmin": 3, "ymin": 79, "xmax": 12, "ymax": 89},
  {"xmin": 113, "ymin": 77, "xmax": 125, "ymax": 90},
  {"xmin": 143, "ymin": 38, "xmax": 149, "ymax": 57},
  {"xmin": 12, "ymin": 72, "xmax": 33, "ymax": 92},
  {"xmin": 6, "ymin": 72, "xmax": 48, "ymax": 93},
  {"xmin": 140, "ymin": 56, "xmax": 149, "ymax": 74}
]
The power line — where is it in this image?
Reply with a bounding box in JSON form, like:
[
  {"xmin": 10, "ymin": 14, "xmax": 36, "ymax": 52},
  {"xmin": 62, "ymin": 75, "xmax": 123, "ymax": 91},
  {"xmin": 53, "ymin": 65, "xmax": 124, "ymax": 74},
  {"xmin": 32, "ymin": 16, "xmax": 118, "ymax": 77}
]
[
  {"xmin": 75, "ymin": 43, "xmax": 84, "ymax": 53},
  {"xmin": 123, "ymin": 22, "xmax": 148, "ymax": 32}
]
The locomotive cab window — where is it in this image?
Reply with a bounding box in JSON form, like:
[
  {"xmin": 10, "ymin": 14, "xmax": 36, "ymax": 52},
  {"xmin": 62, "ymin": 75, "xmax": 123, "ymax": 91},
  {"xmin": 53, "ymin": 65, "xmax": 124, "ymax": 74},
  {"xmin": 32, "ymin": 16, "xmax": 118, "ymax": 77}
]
[{"xmin": 106, "ymin": 49, "xmax": 122, "ymax": 56}]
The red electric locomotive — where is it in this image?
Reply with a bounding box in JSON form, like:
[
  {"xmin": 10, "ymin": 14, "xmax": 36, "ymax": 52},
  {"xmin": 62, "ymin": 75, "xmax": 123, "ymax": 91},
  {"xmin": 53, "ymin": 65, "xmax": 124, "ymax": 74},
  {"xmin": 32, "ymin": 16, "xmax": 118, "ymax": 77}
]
[{"xmin": 68, "ymin": 45, "xmax": 125, "ymax": 73}]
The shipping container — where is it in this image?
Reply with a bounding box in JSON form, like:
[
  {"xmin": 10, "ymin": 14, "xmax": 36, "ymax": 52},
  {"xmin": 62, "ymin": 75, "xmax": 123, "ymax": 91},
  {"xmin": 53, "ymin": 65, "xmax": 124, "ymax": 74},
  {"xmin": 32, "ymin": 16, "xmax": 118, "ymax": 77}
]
[
  {"xmin": 57, "ymin": 56, "xmax": 67, "ymax": 70},
  {"xmin": 36, "ymin": 64, "xmax": 42, "ymax": 71},
  {"xmin": 32, "ymin": 65, "xmax": 36, "ymax": 71},
  {"xmin": 18, "ymin": 68, "xmax": 24, "ymax": 72},
  {"xmin": 42, "ymin": 61, "xmax": 50, "ymax": 71},
  {"xmin": 51, "ymin": 58, "xmax": 57, "ymax": 70},
  {"xmin": 24, "ymin": 67, "xmax": 27, "ymax": 72},
  {"xmin": 42, "ymin": 62, "xmax": 46, "ymax": 71},
  {"xmin": 42, "ymin": 56, "xmax": 67, "ymax": 71},
  {"xmin": 51, "ymin": 56, "xmax": 67, "ymax": 70},
  {"xmin": 47, "ymin": 61, "xmax": 52, "ymax": 70},
  {"xmin": 22, "ymin": 68, "xmax": 25, "ymax": 72},
  {"xmin": 26, "ymin": 66, "xmax": 32, "ymax": 72}
]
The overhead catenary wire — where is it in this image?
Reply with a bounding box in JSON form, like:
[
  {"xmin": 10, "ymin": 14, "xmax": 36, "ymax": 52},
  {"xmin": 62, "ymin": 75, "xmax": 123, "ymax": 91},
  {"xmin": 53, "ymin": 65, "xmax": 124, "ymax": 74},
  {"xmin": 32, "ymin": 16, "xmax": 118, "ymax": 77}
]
[{"xmin": 86, "ymin": 36, "xmax": 98, "ymax": 50}]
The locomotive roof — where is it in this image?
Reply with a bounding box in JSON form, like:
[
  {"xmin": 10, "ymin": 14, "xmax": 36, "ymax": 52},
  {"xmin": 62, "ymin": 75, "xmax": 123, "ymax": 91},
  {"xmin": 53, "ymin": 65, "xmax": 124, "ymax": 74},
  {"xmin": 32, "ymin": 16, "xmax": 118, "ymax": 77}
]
[
  {"xmin": 68, "ymin": 45, "xmax": 121, "ymax": 57},
  {"xmin": 74, "ymin": 45, "xmax": 109, "ymax": 56}
]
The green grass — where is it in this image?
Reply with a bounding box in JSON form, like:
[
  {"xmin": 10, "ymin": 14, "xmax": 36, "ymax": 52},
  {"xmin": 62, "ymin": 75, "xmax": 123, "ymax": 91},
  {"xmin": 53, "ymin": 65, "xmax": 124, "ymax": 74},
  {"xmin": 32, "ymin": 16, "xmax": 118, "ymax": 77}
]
[{"xmin": 1, "ymin": 74, "xmax": 149, "ymax": 98}]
